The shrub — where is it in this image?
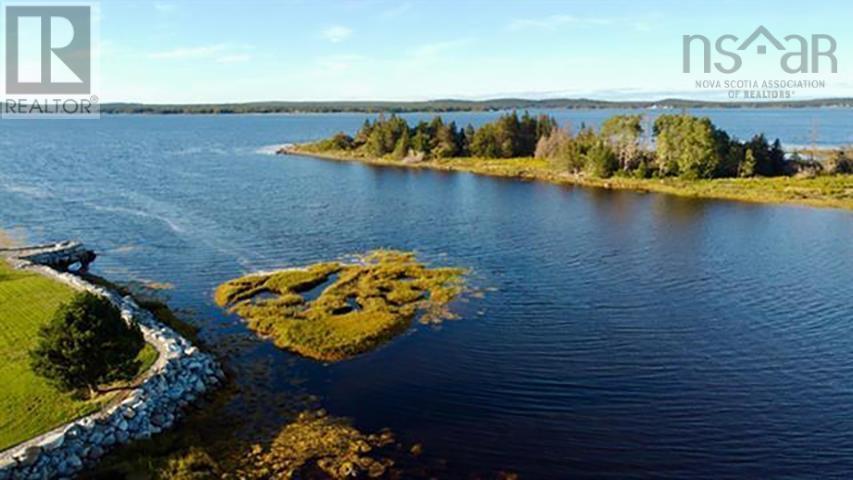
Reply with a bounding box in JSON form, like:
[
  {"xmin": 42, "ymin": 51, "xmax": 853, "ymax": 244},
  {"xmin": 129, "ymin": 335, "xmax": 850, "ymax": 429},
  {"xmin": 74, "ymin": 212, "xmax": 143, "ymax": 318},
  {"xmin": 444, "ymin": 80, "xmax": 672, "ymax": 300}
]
[
  {"xmin": 328, "ymin": 132, "xmax": 354, "ymax": 150},
  {"xmin": 30, "ymin": 292, "xmax": 145, "ymax": 398},
  {"xmin": 314, "ymin": 132, "xmax": 354, "ymax": 151},
  {"xmin": 826, "ymin": 149, "xmax": 853, "ymax": 174}
]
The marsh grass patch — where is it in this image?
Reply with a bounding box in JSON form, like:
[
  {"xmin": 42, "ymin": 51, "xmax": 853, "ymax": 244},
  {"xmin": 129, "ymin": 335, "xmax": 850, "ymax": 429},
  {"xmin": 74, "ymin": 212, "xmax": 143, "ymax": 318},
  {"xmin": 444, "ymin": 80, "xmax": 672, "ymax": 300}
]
[{"xmin": 214, "ymin": 250, "xmax": 467, "ymax": 362}]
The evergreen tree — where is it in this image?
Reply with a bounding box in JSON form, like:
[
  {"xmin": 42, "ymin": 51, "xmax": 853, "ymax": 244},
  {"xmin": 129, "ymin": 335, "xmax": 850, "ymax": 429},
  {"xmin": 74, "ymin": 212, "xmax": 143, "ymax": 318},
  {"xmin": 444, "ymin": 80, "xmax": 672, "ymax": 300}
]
[
  {"xmin": 769, "ymin": 139, "xmax": 786, "ymax": 175},
  {"xmin": 518, "ymin": 111, "xmax": 539, "ymax": 156},
  {"xmin": 654, "ymin": 114, "xmax": 721, "ymax": 179},
  {"xmin": 461, "ymin": 124, "xmax": 475, "ymax": 156},
  {"xmin": 535, "ymin": 114, "xmax": 558, "ymax": 142},
  {"xmin": 583, "ymin": 141, "xmax": 618, "ymax": 178},
  {"xmin": 431, "ymin": 118, "xmax": 458, "ymax": 158},
  {"xmin": 30, "ymin": 293, "xmax": 145, "ymax": 398},
  {"xmin": 470, "ymin": 123, "xmax": 503, "ymax": 158},
  {"xmin": 746, "ymin": 134, "xmax": 774, "ymax": 176},
  {"xmin": 354, "ymin": 119, "xmax": 373, "ymax": 147},
  {"xmin": 739, "ymin": 148, "xmax": 756, "ymax": 177},
  {"xmin": 712, "ymin": 128, "xmax": 742, "ymax": 178},
  {"xmin": 411, "ymin": 121, "xmax": 432, "ymax": 155},
  {"xmin": 392, "ymin": 128, "xmax": 411, "ymax": 159}
]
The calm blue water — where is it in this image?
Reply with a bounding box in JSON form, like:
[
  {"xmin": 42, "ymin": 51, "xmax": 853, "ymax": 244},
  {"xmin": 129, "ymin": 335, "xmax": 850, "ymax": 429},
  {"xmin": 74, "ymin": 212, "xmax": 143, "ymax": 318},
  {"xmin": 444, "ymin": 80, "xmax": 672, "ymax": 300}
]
[{"xmin": 2, "ymin": 110, "xmax": 853, "ymax": 478}]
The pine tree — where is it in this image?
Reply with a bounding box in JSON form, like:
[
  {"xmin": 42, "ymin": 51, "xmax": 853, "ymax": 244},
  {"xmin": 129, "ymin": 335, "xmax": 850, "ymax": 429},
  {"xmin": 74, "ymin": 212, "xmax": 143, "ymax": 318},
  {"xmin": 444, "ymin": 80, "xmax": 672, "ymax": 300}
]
[
  {"xmin": 769, "ymin": 139, "xmax": 786, "ymax": 175},
  {"xmin": 392, "ymin": 128, "xmax": 411, "ymax": 159}
]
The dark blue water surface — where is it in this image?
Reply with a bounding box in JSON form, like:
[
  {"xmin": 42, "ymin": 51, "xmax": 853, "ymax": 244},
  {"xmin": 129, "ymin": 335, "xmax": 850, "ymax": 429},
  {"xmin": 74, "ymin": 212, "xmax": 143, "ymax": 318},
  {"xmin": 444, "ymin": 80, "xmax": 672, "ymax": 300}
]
[{"xmin": 2, "ymin": 110, "xmax": 853, "ymax": 479}]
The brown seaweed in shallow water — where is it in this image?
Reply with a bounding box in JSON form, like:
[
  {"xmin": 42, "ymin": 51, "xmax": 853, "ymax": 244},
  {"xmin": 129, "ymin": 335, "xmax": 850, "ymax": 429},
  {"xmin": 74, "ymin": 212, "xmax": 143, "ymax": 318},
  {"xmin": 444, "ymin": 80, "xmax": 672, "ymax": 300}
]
[{"xmin": 234, "ymin": 410, "xmax": 395, "ymax": 479}]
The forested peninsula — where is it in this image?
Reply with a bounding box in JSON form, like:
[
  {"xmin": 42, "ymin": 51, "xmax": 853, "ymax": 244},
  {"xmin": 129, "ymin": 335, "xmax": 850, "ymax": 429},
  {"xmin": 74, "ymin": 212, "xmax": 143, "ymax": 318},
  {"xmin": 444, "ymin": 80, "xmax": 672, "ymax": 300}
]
[{"xmin": 284, "ymin": 111, "xmax": 853, "ymax": 210}]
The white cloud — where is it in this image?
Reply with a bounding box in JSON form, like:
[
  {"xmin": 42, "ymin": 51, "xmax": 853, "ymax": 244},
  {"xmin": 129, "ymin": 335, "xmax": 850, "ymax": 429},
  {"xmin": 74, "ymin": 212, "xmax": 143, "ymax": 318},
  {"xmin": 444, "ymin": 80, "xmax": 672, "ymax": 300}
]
[
  {"xmin": 509, "ymin": 15, "xmax": 611, "ymax": 31},
  {"xmin": 321, "ymin": 25, "xmax": 352, "ymax": 43}
]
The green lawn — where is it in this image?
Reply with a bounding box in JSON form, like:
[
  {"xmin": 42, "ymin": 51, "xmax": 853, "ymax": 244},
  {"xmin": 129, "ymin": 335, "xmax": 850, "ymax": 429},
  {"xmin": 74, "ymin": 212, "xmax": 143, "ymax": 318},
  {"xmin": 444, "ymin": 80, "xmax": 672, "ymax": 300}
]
[{"xmin": 0, "ymin": 261, "xmax": 157, "ymax": 451}]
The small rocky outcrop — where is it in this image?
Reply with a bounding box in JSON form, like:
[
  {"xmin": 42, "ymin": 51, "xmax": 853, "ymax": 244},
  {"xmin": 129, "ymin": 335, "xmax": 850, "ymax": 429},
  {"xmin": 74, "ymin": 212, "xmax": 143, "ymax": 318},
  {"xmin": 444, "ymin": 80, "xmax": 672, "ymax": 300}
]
[
  {"xmin": 275, "ymin": 144, "xmax": 296, "ymax": 155},
  {"xmin": 0, "ymin": 241, "xmax": 97, "ymax": 272}
]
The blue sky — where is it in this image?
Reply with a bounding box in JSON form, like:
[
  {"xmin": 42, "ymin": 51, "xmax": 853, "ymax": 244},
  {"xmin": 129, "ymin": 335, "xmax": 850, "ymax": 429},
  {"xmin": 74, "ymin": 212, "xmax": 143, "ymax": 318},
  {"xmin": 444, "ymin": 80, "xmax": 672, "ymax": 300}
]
[{"xmin": 95, "ymin": 0, "xmax": 853, "ymax": 103}]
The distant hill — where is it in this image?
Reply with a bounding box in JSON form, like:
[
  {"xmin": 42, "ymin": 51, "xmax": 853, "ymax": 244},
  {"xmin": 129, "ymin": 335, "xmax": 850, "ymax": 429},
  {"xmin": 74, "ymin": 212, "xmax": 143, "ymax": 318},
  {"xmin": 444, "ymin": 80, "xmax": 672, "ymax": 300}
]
[{"xmin": 99, "ymin": 98, "xmax": 853, "ymax": 114}]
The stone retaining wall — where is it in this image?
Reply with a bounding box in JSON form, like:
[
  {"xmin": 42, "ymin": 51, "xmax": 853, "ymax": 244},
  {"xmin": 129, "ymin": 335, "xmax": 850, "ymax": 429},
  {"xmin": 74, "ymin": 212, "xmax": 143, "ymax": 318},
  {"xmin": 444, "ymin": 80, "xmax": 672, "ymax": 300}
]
[{"xmin": 0, "ymin": 246, "xmax": 223, "ymax": 480}]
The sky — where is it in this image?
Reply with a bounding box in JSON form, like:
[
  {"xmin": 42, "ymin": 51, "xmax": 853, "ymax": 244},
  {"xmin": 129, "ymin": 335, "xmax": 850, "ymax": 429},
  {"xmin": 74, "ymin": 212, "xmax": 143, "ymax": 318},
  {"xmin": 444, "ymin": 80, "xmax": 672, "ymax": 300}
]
[{"xmin": 83, "ymin": 0, "xmax": 853, "ymax": 102}]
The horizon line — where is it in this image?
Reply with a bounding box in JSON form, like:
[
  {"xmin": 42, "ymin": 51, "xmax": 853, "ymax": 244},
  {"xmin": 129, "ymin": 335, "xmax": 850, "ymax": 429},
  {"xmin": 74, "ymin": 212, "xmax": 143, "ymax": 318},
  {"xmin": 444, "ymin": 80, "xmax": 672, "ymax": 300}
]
[{"xmin": 100, "ymin": 96, "xmax": 853, "ymax": 107}]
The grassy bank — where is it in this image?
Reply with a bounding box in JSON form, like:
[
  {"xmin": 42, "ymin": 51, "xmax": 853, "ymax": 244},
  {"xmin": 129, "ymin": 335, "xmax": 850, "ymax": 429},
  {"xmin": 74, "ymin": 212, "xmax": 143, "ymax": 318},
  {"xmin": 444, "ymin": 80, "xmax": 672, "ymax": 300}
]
[
  {"xmin": 287, "ymin": 146, "xmax": 853, "ymax": 211},
  {"xmin": 0, "ymin": 261, "xmax": 158, "ymax": 451}
]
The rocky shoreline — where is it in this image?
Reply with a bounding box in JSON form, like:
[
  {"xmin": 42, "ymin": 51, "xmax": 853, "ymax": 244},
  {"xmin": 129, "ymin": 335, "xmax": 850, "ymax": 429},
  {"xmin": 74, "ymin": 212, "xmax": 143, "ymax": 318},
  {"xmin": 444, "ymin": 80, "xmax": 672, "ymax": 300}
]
[{"xmin": 0, "ymin": 243, "xmax": 223, "ymax": 480}]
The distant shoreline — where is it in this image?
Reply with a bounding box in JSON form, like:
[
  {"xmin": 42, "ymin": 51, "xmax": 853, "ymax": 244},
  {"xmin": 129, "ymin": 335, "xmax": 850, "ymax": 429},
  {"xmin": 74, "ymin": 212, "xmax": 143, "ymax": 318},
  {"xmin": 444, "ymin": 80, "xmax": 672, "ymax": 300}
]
[{"xmin": 100, "ymin": 97, "xmax": 853, "ymax": 115}]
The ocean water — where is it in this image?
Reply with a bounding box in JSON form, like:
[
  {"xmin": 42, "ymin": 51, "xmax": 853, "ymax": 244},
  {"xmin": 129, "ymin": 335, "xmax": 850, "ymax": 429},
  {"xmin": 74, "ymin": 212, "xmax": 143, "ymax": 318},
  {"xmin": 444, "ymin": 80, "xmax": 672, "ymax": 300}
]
[{"xmin": 1, "ymin": 110, "xmax": 852, "ymax": 478}]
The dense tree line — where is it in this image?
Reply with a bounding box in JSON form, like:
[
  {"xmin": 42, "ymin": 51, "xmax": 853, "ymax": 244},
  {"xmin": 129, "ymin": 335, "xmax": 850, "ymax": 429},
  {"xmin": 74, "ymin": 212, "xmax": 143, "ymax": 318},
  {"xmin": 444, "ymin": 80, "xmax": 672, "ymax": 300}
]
[
  {"xmin": 320, "ymin": 112, "xmax": 557, "ymax": 160},
  {"xmin": 536, "ymin": 114, "xmax": 795, "ymax": 179},
  {"xmin": 316, "ymin": 111, "xmax": 851, "ymax": 180}
]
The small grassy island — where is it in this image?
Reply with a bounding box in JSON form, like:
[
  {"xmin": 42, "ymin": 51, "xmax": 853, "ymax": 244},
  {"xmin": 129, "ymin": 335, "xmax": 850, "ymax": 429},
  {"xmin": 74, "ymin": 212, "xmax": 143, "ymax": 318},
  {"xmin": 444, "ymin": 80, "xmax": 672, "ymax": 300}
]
[
  {"xmin": 284, "ymin": 112, "xmax": 853, "ymax": 210},
  {"xmin": 215, "ymin": 250, "xmax": 466, "ymax": 362}
]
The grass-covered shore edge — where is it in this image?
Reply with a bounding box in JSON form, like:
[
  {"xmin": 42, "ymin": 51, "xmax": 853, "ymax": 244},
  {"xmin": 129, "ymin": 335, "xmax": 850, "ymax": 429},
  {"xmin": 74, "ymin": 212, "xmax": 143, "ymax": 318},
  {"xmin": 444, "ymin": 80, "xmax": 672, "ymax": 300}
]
[
  {"xmin": 283, "ymin": 146, "xmax": 853, "ymax": 211},
  {"xmin": 1, "ymin": 246, "xmax": 223, "ymax": 479},
  {"xmin": 0, "ymin": 259, "xmax": 159, "ymax": 452}
]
